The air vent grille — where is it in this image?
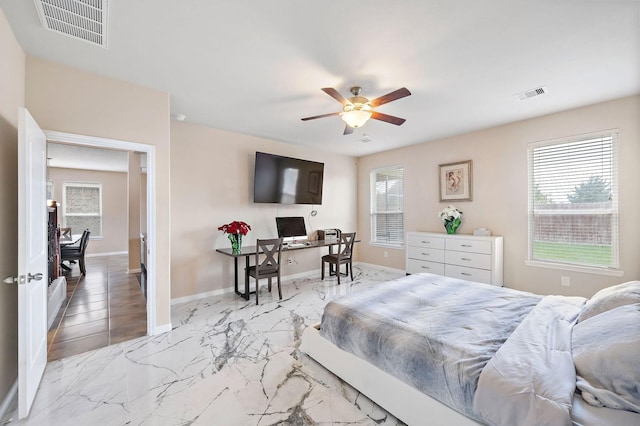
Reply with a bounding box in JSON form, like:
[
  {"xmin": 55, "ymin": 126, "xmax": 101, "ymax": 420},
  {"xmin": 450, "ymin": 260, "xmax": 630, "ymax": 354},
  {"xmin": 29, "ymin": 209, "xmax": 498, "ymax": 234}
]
[
  {"xmin": 34, "ymin": 0, "xmax": 108, "ymax": 48},
  {"xmin": 516, "ymin": 86, "xmax": 548, "ymax": 101}
]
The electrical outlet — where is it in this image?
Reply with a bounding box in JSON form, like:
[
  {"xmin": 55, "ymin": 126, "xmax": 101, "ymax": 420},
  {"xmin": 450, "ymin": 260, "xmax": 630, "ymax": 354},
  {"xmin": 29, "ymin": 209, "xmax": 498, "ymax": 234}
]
[
  {"xmin": 561, "ymin": 276, "xmax": 570, "ymax": 287},
  {"xmin": 384, "ymin": 251, "xmax": 388, "ymax": 258},
  {"xmin": 288, "ymin": 258, "xmax": 293, "ymax": 265}
]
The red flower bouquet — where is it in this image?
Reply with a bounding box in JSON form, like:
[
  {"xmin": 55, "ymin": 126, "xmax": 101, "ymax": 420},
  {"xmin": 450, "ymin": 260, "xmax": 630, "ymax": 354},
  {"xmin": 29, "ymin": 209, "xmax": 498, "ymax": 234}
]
[
  {"xmin": 218, "ymin": 221, "xmax": 251, "ymax": 254},
  {"xmin": 218, "ymin": 221, "xmax": 251, "ymax": 236}
]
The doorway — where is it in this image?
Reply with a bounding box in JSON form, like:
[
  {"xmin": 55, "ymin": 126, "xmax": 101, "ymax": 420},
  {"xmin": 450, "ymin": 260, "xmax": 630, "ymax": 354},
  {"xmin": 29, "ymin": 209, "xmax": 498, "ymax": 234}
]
[{"xmin": 43, "ymin": 130, "xmax": 157, "ymax": 342}]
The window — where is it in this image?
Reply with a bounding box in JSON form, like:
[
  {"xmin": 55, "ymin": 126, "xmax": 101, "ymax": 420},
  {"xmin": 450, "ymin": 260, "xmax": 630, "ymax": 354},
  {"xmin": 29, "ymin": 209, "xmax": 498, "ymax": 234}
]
[
  {"xmin": 370, "ymin": 165, "xmax": 404, "ymax": 246},
  {"xmin": 527, "ymin": 130, "xmax": 619, "ymax": 272},
  {"xmin": 63, "ymin": 182, "xmax": 102, "ymax": 238},
  {"xmin": 46, "ymin": 180, "xmax": 54, "ymax": 200}
]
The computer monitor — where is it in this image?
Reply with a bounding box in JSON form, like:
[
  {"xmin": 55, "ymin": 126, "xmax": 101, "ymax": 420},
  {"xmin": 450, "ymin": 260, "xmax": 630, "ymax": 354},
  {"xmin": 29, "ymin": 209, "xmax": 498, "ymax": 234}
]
[{"xmin": 276, "ymin": 217, "xmax": 308, "ymax": 242}]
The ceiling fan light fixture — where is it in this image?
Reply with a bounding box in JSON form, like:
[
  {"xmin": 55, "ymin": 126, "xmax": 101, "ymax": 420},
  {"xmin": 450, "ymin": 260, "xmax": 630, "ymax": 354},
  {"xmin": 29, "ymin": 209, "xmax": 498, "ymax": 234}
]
[{"xmin": 341, "ymin": 103, "xmax": 372, "ymax": 128}]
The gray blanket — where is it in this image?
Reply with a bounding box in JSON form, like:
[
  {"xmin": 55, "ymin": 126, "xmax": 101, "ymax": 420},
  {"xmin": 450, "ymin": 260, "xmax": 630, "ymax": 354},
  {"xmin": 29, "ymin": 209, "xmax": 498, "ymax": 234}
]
[{"xmin": 320, "ymin": 273, "xmax": 543, "ymax": 420}]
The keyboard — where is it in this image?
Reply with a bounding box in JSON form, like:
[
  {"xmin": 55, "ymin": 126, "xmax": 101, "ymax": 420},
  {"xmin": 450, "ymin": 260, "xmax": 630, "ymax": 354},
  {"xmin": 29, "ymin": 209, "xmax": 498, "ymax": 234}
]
[{"xmin": 286, "ymin": 243, "xmax": 305, "ymax": 248}]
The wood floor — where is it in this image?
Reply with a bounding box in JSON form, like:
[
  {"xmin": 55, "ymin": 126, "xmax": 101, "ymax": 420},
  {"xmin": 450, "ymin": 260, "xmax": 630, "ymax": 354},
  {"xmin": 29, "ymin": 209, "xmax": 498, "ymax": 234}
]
[{"xmin": 47, "ymin": 254, "xmax": 147, "ymax": 361}]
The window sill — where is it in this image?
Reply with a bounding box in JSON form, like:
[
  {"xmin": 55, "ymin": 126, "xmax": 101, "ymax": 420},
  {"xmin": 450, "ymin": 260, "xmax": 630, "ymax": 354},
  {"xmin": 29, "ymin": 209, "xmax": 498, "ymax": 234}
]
[
  {"xmin": 369, "ymin": 242, "xmax": 404, "ymax": 250},
  {"xmin": 525, "ymin": 260, "xmax": 623, "ymax": 277}
]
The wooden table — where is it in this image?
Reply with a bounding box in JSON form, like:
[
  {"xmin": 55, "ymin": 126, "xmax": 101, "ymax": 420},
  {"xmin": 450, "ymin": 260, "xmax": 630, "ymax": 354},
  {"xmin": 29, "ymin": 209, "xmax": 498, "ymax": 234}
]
[{"xmin": 216, "ymin": 239, "xmax": 344, "ymax": 300}]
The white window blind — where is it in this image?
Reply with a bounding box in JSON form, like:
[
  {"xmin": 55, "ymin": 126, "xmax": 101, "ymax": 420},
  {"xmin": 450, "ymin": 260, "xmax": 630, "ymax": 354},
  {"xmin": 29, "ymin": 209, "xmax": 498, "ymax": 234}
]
[
  {"xmin": 528, "ymin": 130, "xmax": 619, "ymax": 270},
  {"xmin": 63, "ymin": 182, "xmax": 103, "ymax": 238},
  {"xmin": 370, "ymin": 165, "xmax": 404, "ymax": 246}
]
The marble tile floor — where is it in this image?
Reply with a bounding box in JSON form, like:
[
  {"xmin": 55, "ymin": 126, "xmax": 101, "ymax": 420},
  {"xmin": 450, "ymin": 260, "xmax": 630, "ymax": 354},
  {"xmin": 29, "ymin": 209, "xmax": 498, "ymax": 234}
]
[
  {"xmin": 47, "ymin": 255, "xmax": 147, "ymax": 361},
  {"xmin": 10, "ymin": 264, "xmax": 408, "ymax": 426}
]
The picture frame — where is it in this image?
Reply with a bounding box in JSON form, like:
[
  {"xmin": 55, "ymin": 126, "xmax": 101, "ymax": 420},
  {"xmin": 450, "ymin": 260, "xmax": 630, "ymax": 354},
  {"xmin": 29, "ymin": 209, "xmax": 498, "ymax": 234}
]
[{"xmin": 439, "ymin": 160, "xmax": 472, "ymax": 201}]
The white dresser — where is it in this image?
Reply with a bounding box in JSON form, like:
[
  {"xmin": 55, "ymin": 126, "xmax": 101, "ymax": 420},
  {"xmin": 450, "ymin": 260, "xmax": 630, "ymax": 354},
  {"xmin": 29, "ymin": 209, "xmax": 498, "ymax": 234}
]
[{"xmin": 406, "ymin": 232, "xmax": 504, "ymax": 286}]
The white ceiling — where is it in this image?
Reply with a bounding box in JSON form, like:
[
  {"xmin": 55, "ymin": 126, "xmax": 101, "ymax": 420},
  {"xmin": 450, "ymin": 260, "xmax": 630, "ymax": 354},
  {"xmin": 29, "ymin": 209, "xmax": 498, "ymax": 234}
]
[{"xmin": 2, "ymin": 1, "xmax": 639, "ymax": 157}]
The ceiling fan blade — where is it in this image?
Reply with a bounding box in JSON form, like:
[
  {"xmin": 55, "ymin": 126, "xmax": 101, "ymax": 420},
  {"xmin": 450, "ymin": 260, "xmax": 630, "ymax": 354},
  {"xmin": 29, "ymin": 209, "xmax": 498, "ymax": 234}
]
[
  {"xmin": 371, "ymin": 111, "xmax": 406, "ymax": 126},
  {"xmin": 322, "ymin": 88, "xmax": 351, "ymax": 106},
  {"xmin": 343, "ymin": 125, "xmax": 354, "ymax": 135},
  {"xmin": 369, "ymin": 87, "xmax": 411, "ymax": 107},
  {"xmin": 301, "ymin": 112, "xmax": 341, "ymax": 121}
]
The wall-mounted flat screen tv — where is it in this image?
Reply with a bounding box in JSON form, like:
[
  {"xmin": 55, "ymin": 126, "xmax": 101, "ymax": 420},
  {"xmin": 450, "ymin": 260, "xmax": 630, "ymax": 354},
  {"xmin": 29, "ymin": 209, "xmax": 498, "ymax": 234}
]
[{"xmin": 253, "ymin": 152, "xmax": 324, "ymax": 205}]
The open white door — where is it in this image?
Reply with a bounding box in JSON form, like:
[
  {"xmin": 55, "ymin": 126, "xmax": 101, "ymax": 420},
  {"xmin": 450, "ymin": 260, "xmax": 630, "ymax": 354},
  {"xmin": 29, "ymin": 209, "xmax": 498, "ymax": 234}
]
[{"xmin": 17, "ymin": 108, "xmax": 48, "ymax": 418}]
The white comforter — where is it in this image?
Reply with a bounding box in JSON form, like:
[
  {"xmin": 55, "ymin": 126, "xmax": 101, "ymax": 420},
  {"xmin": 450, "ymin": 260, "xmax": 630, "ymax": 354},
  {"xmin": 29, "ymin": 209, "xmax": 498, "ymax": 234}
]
[{"xmin": 472, "ymin": 295, "xmax": 586, "ymax": 426}]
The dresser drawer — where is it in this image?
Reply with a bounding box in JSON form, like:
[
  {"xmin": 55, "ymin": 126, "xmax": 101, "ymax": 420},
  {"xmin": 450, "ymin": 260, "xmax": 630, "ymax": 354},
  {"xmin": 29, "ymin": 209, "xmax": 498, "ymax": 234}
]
[
  {"xmin": 445, "ymin": 239, "xmax": 492, "ymax": 255},
  {"xmin": 445, "ymin": 264, "xmax": 492, "ymax": 285},
  {"xmin": 444, "ymin": 250, "xmax": 491, "ymax": 270},
  {"xmin": 407, "ymin": 247, "xmax": 445, "ymax": 263},
  {"xmin": 407, "ymin": 259, "xmax": 445, "ymax": 275},
  {"xmin": 407, "ymin": 234, "xmax": 445, "ymax": 249}
]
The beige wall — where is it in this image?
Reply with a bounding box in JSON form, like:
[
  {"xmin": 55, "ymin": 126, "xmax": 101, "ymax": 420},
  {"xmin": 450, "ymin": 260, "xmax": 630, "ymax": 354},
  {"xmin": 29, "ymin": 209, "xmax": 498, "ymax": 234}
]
[
  {"xmin": 48, "ymin": 168, "xmax": 128, "ymax": 255},
  {"xmin": 25, "ymin": 57, "xmax": 172, "ymax": 328},
  {"xmin": 170, "ymin": 121, "xmax": 357, "ymax": 299},
  {"xmin": 358, "ymin": 95, "xmax": 640, "ymax": 298},
  {"xmin": 0, "ymin": 7, "xmax": 25, "ymax": 404}
]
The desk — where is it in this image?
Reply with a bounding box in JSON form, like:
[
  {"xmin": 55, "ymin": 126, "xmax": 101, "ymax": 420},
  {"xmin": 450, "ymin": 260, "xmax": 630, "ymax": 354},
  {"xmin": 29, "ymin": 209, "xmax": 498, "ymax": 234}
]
[{"xmin": 216, "ymin": 239, "xmax": 343, "ymax": 300}]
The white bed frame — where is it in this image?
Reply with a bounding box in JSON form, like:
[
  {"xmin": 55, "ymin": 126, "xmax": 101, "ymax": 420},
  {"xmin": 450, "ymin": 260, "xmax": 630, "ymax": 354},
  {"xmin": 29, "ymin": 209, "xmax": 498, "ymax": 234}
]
[
  {"xmin": 300, "ymin": 323, "xmax": 482, "ymax": 426},
  {"xmin": 301, "ymin": 323, "xmax": 640, "ymax": 426}
]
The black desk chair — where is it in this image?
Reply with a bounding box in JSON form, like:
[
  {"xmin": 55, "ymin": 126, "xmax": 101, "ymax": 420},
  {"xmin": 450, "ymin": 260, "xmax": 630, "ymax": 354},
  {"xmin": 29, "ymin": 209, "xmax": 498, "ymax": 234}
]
[
  {"xmin": 61, "ymin": 229, "xmax": 90, "ymax": 276},
  {"xmin": 321, "ymin": 232, "xmax": 356, "ymax": 285},
  {"xmin": 246, "ymin": 238, "xmax": 283, "ymax": 305}
]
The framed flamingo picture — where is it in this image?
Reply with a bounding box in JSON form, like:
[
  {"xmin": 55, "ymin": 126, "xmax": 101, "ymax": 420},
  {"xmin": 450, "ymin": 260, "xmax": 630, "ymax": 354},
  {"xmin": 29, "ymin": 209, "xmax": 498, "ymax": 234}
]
[{"xmin": 439, "ymin": 160, "xmax": 472, "ymax": 201}]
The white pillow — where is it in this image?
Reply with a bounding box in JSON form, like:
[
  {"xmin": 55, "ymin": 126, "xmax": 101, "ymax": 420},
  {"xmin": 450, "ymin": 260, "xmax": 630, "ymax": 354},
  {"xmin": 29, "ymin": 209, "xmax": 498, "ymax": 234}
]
[
  {"xmin": 572, "ymin": 303, "xmax": 640, "ymax": 413},
  {"xmin": 578, "ymin": 281, "xmax": 640, "ymax": 323}
]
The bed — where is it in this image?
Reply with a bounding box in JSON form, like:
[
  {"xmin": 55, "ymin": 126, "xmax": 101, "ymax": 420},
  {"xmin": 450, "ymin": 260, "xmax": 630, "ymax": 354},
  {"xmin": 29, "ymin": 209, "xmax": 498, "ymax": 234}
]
[{"xmin": 299, "ymin": 273, "xmax": 640, "ymax": 426}]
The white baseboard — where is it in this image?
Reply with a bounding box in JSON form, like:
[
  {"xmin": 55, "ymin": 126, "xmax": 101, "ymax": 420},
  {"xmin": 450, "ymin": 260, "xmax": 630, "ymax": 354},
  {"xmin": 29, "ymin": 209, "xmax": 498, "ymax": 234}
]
[
  {"xmin": 85, "ymin": 251, "xmax": 128, "ymax": 258},
  {"xmin": 171, "ymin": 286, "xmax": 235, "ymax": 306},
  {"xmin": 0, "ymin": 379, "xmax": 17, "ymax": 424},
  {"xmin": 151, "ymin": 322, "xmax": 172, "ymax": 335},
  {"xmin": 354, "ymin": 261, "xmax": 405, "ymax": 275}
]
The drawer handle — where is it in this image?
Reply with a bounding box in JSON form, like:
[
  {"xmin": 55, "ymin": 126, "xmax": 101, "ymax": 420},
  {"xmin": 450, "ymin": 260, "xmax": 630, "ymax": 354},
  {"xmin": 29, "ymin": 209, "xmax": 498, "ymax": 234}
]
[
  {"xmin": 421, "ymin": 252, "xmax": 429, "ymax": 256},
  {"xmin": 461, "ymin": 272, "xmax": 471, "ymax": 276},
  {"xmin": 421, "ymin": 241, "xmax": 430, "ymax": 244},
  {"xmin": 421, "ymin": 266, "xmax": 430, "ymax": 270},
  {"xmin": 461, "ymin": 258, "xmax": 472, "ymax": 261},
  {"xmin": 461, "ymin": 244, "xmax": 472, "ymax": 247}
]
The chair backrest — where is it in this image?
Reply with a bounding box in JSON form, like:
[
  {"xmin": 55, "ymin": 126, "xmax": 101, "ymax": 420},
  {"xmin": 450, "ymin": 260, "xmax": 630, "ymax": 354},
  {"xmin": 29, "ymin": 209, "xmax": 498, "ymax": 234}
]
[
  {"xmin": 254, "ymin": 238, "xmax": 283, "ymax": 273},
  {"xmin": 337, "ymin": 232, "xmax": 356, "ymax": 258},
  {"xmin": 79, "ymin": 229, "xmax": 91, "ymax": 254},
  {"xmin": 60, "ymin": 227, "xmax": 72, "ymax": 241}
]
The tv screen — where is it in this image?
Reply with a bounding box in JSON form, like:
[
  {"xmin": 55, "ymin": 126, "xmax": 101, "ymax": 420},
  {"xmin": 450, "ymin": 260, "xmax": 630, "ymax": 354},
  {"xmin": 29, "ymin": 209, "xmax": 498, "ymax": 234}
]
[
  {"xmin": 253, "ymin": 152, "xmax": 324, "ymax": 204},
  {"xmin": 276, "ymin": 217, "xmax": 308, "ymax": 240}
]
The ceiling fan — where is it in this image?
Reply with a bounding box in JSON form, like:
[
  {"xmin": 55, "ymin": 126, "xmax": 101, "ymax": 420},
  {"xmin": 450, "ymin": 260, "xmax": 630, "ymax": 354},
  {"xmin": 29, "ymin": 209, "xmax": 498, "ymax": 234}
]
[{"xmin": 301, "ymin": 86, "xmax": 411, "ymax": 135}]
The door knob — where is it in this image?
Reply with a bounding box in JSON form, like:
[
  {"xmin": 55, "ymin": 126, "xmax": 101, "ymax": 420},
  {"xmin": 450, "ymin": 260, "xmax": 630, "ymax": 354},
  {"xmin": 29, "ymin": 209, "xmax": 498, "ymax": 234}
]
[
  {"xmin": 3, "ymin": 273, "xmax": 42, "ymax": 284},
  {"xmin": 4, "ymin": 275, "xmax": 26, "ymax": 284}
]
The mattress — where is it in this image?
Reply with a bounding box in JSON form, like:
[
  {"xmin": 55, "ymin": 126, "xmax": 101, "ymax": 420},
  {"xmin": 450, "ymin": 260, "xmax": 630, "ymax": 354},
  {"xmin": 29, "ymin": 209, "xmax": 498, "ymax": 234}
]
[{"xmin": 319, "ymin": 273, "xmax": 542, "ymax": 421}]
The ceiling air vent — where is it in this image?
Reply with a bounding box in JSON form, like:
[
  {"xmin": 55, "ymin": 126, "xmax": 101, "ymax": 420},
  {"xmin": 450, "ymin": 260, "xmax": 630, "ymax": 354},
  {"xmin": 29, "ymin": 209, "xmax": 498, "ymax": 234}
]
[
  {"xmin": 516, "ymin": 86, "xmax": 548, "ymax": 101},
  {"xmin": 34, "ymin": 0, "xmax": 108, "ymax": 48}
]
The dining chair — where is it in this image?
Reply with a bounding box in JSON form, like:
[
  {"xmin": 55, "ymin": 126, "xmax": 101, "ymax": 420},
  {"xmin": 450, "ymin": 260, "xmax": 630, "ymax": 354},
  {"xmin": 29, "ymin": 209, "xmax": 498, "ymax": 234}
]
[
  {"xmin": 60, "ymin": 227, "xmax": 73, "ymax": 242},
  {"xmin": 321, "ymin": 232, "xmax": 356, "ymax": 285},
  {"xmin": 61, "ymin": 229, "xmax": 91, "ymax": 276},
  {"xmin": 246, "ymin": 238, "xmax": 283, "ymax": 305}
]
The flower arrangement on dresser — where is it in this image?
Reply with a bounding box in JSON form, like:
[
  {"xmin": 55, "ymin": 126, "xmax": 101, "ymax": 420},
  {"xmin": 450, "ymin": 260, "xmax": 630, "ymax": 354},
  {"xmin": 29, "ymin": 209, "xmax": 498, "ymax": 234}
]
[
  {"xmin": 439, "ymin": 205, "xmax": 462, "ymax": 234},
  {"xmin": 218, "ymin": 221, "xmax": 251, "ymax": 254}
]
